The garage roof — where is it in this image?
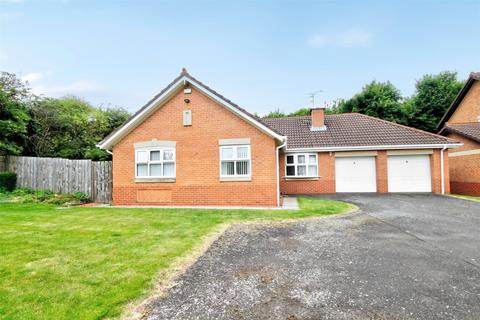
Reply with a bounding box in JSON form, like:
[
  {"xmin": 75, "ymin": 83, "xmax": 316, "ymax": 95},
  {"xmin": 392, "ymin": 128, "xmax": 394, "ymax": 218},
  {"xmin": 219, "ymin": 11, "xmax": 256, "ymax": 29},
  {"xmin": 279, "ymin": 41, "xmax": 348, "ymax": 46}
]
[{"xmin": 262, "ymin": 113, "xmax": 459, "ymax": 150}]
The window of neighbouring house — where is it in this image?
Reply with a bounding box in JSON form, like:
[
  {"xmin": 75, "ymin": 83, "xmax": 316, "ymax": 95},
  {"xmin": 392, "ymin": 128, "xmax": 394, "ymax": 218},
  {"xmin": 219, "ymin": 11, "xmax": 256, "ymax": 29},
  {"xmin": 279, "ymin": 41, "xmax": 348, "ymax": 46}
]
[
  {"xmin": 135, "ymin": 148, "xmax": 176, "ymax": 178},
  {"xmin": 285, "ymin": 153, "xmax": 318, "ymax": 177},
  {"xmin": 220, "ymin": 145, "xmax": 251, "ymax": 177}
]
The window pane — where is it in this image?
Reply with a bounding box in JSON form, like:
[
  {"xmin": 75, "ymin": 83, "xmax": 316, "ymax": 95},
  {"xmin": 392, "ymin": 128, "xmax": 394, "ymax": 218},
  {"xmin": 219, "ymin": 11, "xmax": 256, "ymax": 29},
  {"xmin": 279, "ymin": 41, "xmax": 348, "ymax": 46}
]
[
  {"xmin": 286, "ymin": 155, "xmax": 294, "ymax": 164},
  {"xmin": 236, "ymin": 160, "xmax": 250, "ymax": 175},
  {"xmin": 297, "ymin": 165, "xmax": 306, "ymax": 176},
  {"xmin": 297, "ymin": 155, "xmax": 305, "ymax": 164},
  {"xmin": 149, "ymin": 150, "xmax": 161, "ymax": 161},
  {"xmin": 137, "ymin": 164, "xmax": 148, "ymax": 177},
  {"xmin": 163, "ymin": 163, "xmax": 175, "ymax": 176},
  {"xmin": 286, "ymin": 165, "xmax": 295, "ymax": 176},
  {"xmin": 137, "ymin": 151, "xmax": 148, "ymax": 162},
  {"xmin": 150, "ymin": 163, "xmax": 162, "ymax": 176},
  {"xmin": 221, "ymin": 147, "xmax": 234, "ymax": 160},
  {"xmin": 309, "ymin": 155, "xmax": 316, "ymax": 165},
  {"xmin": 163, "ymin": 149, "xmax": 174, "ymax": 161},
  {"xmin": 308, "ymin": 165, "xmax": 317, "ymax": 176},
  {"xmin": 221, "ymin": 161, "xmax": 235, "ymax": 175},
  {"xmin": 237, "ymin": 146, "xmax": 249, "ymax": 159}
]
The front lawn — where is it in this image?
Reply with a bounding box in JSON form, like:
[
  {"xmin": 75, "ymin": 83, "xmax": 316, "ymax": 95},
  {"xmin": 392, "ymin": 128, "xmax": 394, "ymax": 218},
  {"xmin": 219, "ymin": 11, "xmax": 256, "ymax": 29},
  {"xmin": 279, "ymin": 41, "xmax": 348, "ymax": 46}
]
[{"xmin": 0, "ymin": 198, "xmax": 354, "ymax": 320}]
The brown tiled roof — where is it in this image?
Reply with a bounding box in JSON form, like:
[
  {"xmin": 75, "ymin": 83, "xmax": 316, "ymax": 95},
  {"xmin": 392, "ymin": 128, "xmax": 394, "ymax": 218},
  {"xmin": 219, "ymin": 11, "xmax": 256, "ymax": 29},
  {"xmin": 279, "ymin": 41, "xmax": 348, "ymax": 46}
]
[
  {"xmin": 262, "ymin": 113, "xmax": 457, "ymax": 149},
  {"xmin": 441, "ymin": 123, "xmax": 480, "ymax": 143}
]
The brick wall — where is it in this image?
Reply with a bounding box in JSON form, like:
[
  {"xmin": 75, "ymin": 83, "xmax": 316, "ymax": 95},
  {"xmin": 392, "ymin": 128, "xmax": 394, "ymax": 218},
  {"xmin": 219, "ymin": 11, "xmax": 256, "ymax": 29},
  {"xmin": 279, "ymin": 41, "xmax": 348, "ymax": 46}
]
[
  {"xmin": 112, "ymin": 86, "xmax": 278, "ymax": 206},
  {"xmin": 448, "ymin": 81, "xmax": 480, "ymax": 124},
  {"xmin": 279, "ymin": 149, "xmax": 449, "ymax": 194},
  {"xmin": 446, "ymin": 132, "xmax": 480, "ymax": 196}
]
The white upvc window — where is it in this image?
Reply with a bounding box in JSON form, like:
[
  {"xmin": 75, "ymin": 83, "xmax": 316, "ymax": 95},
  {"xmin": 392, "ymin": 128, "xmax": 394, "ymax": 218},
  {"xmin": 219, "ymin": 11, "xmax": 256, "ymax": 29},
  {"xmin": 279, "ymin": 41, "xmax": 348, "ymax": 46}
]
[
  {"xmin": 135, "ymin": 148, "xmax": 176, "ymax": 178},
  {"xmin": 285, "ymin": 153, "xmax": 318, "ymax": 177},
  {"xmin": 220, "ymin": 145, "xmax": 251, "ymax": 177}
]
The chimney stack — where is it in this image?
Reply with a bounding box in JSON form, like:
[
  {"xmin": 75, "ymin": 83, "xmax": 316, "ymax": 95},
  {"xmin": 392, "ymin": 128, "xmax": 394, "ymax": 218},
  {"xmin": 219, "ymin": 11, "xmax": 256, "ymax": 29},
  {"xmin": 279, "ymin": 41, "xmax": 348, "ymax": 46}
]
[{"xmin": 310, "ymin": 108, "xmax": 326, "ymax": 131}]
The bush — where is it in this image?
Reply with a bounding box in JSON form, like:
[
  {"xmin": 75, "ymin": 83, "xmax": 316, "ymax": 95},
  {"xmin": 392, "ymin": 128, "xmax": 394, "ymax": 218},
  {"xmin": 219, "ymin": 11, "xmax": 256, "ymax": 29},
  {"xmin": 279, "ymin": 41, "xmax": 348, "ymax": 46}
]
[
  {"xmin": 0, "ymin": 172, "xmax": 16, "ymax": 192},
  {"xmin": 0, "ymin": 188, "xmax": 90, "ymax": 206}
]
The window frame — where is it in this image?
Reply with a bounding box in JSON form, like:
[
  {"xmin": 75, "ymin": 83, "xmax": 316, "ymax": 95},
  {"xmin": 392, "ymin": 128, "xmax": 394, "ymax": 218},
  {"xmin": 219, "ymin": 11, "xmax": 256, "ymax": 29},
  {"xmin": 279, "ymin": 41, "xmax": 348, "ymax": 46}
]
[
  {"xmin": 219, "ymin": 145, "xmax": 251, "ymax": 178},
  {"xmin": 135, "ymin": 147, "xmax": 176, "ymax": 178},
  {"xmin": 285, "ymin": 153, "xmax": 318, "ymax": 178}
]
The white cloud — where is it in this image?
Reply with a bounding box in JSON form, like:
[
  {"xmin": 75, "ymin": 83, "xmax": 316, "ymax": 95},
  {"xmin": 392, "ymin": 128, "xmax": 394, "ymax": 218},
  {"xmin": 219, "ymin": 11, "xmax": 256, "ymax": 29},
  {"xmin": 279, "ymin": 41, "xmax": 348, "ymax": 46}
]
[
  {"xmin": 32, "ymin": 80, "xmax": 102, "ymax": 97},
  {"xmin": 308, "ymin": 29, "xmax": 372, "ymax": 48},
  {"xmin": 21, "ymin": 72, "xmax": 45, "ymax": 83}
]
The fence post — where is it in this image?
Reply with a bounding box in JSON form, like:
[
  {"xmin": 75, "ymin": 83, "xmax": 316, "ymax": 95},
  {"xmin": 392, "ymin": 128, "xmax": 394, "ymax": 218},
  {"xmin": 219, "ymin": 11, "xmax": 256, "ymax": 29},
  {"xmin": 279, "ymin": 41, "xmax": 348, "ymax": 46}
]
[{"xmin": 0, "ymin": 156, "xmax": 5, "ymax": 172}]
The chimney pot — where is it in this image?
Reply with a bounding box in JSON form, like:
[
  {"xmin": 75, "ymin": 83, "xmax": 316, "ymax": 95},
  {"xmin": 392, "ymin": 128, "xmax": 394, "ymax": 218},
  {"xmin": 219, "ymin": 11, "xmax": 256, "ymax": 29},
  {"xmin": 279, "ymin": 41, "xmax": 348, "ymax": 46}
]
[{"xmin": 310, "ymin": 108, "xmax": 326, "ymax": 131}]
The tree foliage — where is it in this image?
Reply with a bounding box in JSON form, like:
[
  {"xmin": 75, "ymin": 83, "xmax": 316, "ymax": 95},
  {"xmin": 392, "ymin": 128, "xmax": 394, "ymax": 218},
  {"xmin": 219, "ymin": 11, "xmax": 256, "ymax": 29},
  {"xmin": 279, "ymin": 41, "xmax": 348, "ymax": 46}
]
[
  {"xmin": 404, "ymin": 71, "xmax": 464, "ymax": 132},
  {"xmin": 0, "ymin": 72, "xmax": 30, "ymax": 155}
]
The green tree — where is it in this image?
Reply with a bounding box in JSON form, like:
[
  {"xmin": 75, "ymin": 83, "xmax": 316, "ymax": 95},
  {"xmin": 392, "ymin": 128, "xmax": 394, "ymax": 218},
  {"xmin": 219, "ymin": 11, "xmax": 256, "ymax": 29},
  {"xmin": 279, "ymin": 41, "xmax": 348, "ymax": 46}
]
[
  {"xmin": 338, "ymin": 81, "xmax": 405, "ymax": 123},
  {"xmin": 26, "ymin": 96, "xmax": 130, "ymax": 160},
  {"xmin": 405, "ymin": 71, "xmax": 464, "ymax": 132},
  {"xmin": 0, "ymin": 72, "xmax": 30, "ymax": 155},
  {"xmin": 288, "ymin": 107, "xmax": 310, "ymax": 117},
  {"xmin": 264, "ymin": 108, "xmax": 286, "ymax": 118}
]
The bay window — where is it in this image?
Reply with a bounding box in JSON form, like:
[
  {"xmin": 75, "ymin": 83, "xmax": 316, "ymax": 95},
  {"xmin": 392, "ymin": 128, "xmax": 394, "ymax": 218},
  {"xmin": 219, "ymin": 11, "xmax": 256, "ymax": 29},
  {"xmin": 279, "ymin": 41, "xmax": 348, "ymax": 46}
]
[
  {"xmin": 220, "ymin": 145, "xmax": 251, "ymax": 177},
  {"xmin": 135, "ymin": 148, "xmax": 175, "ymax": 178},
  {"xmin": 285, "ymin": 153, "xmax": 318, "ymax": 177}
]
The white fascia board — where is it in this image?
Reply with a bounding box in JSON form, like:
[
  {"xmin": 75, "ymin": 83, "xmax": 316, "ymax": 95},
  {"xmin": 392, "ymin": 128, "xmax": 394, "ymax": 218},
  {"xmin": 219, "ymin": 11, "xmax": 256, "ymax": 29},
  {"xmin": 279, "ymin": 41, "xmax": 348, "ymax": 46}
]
[
  {"xmin": 285, "ymin": 143, "xmax": 463, "ymax": 153},
  {"xmin": 98, "ymin": 76, "xmax": 285, "ymax": 150}
]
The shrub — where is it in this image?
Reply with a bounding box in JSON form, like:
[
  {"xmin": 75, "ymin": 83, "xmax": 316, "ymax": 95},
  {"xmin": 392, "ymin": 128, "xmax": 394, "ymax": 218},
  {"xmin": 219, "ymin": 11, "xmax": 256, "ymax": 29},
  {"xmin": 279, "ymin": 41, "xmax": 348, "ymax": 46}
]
[
  {"xmin": 0, "ymin": 172, "xmax": 16, "ymax": 192},
  {"xmin": 0, "ymin": 188, "xmax": 90, "ymax": 206}
]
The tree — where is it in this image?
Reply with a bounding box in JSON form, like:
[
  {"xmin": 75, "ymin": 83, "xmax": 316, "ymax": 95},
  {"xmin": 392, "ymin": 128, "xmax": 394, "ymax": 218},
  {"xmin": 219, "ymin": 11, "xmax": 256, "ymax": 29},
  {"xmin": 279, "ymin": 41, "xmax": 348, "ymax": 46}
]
[
  {"xmin": 26, "ymin": 96, "xmax": 130, "ymax": 160},
  {"xmin": 264, "ymin": 108, "xmax": 286, "ymax": 118},
  {"xmin": 337, "ymin": 81, "xmax": 405, "ymax": 123},
  {"xmin": 288, "ymin": 107, "xmax": 310, "ymax": 117},
  {"xmin": 405, "ymin": 71, "xmax": 464, "ymax": 132},
  {"xmin": 0, "ymin": 72, "xmax": 30, "ymax": 155}
]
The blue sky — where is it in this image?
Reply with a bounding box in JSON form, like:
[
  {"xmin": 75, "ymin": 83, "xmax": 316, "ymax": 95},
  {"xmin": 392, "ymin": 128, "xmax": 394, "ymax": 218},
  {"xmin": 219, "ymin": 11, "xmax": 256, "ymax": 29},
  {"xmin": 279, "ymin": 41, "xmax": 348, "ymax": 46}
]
[{"xmin": 1, "ymin": 0, "xmax": 479, "ymax": 115}]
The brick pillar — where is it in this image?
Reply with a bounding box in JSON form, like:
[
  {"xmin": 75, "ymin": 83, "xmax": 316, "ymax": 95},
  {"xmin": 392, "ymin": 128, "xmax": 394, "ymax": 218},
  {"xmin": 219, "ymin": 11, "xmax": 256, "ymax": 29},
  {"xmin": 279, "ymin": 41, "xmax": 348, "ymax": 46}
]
[{"xmin": 376, "ymin": 151, "xmax": 388, "ymax": 192}]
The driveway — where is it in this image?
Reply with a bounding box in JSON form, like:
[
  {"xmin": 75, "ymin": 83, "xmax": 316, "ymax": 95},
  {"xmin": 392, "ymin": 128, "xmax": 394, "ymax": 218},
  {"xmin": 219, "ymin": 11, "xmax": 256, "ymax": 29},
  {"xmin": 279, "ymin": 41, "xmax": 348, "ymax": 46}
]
[{"xmin": 145, "ymin": 194, "xmax": 480, "ymax": 320}]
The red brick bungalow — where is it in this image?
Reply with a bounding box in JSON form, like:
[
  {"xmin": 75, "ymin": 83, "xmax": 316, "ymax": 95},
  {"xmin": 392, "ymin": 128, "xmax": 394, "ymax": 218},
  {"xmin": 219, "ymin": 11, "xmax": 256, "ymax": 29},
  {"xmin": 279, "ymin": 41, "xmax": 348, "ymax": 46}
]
[{"xmin": 98, "ymin": 69, "xmax": 461, "ymax": 207}]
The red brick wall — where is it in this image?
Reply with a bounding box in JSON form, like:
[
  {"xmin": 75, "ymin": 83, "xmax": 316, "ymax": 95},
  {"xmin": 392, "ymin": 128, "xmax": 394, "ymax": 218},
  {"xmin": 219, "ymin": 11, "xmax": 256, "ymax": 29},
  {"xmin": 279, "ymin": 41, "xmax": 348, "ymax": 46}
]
[
  {"xmin": 112, "ymin": 86, "xmax": 278, "ymax": 206},
  {"xmin": 279, "ymin": 149, "xmax": 450, "ymax": 194},
  {"xmin": 446, "ymin": 132, "xmax": 480, "ymax": 196},
  {"xmin": 448, "ymin": 81, "xmax": 480, "ymax": 124}
]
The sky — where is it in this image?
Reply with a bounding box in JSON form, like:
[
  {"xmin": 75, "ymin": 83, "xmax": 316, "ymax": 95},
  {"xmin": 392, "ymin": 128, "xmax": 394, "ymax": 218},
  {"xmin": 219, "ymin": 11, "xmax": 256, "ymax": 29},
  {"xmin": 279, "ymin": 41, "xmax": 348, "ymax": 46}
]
[{"xmin": 1, "ymin": 0, "xmax": 479, "ymax": 115}]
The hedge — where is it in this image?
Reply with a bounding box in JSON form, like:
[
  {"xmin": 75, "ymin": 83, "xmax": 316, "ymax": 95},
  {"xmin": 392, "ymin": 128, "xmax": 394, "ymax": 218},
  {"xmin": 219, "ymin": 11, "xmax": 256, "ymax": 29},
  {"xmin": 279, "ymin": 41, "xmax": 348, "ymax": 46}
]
[{"xmin": 0, "ymin": 172, "xmax": 16, "ymax": 192}]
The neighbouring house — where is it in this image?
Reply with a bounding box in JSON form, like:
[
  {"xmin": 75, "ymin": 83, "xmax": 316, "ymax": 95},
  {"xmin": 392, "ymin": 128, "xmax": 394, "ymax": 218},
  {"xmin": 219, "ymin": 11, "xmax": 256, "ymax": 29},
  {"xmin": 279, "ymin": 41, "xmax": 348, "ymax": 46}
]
[
  {"xmin": 98, "ymin": 69, "xmax": 460, "ymax": 207},
  {"xmin": 438, "ymin": 72, "xmax": 480, "ymax": 196}
]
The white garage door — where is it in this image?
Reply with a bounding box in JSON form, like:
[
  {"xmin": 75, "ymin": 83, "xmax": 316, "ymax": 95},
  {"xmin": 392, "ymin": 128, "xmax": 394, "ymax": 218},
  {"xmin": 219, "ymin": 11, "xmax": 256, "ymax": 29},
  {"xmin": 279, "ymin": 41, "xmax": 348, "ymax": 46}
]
[
  {"xmin": 387, "ymin": 155, "xmax": 431, "ymax": 192},
  {"xmin": 335, "ymin": 157, "xmax": 377, "ymax": 192}
]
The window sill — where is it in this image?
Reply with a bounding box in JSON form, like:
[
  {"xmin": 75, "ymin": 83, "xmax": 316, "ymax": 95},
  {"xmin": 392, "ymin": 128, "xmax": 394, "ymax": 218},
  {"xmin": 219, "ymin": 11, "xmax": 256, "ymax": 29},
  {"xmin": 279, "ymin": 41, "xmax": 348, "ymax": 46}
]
[
  {"xmin": 134, "ymin": 178, "xmax": 176, "ymax": 183},
  {"xmin": 284, "ymin": 176, "xmax": 320, "ymax": 181},
  {"xmin": 220, "ymin": 176, "xmax": 252, "ymax": 182}
]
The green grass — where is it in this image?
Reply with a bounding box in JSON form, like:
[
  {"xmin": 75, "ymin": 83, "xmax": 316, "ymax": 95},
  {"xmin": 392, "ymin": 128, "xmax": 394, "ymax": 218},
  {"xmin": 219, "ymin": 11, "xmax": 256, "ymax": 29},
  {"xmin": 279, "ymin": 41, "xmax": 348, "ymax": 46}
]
[
  {"xmin": 0, "ymin": 197, "xmax": 354, "ymax": 320},
  {"xmin": 450, "ymin": 194, "xmax": 480, "ymax": 202}
]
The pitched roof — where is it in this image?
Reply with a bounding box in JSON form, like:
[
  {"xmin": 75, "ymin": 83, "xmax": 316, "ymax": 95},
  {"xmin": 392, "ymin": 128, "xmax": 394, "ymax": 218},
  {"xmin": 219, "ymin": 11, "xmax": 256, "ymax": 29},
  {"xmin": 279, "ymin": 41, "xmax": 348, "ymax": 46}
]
[
  {"xmin": 97, "ymin": 69, "xmax": 284, "ymax": 149},
  {"xmin": 437, "ymin": 72, "xmax": 480, "ymax": 131},
  {"xmin": 440, "ymin": 123, "xmax": 480, "ymax": 143},
  {"xmin": 262, "ymin": 113, "xmax": 459, "ymax": 150}
]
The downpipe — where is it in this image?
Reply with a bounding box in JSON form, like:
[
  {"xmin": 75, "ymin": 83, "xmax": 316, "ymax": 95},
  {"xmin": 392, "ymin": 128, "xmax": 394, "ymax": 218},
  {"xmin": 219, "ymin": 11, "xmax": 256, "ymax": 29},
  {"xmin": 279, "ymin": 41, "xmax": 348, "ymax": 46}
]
[
  {"xmin": 440, "ymin": 145, "xmax": 447, "ymax": 195},
  {"xmin": 276, "ymin": 138, "xmax": 287, "ymax": 207}
]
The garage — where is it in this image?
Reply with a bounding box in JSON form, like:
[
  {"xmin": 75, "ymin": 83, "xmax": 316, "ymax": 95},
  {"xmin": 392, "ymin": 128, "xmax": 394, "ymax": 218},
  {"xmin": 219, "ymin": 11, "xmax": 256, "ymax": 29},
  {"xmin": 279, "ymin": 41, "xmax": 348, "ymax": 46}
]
[
  {"xmin": 387, "ymin": 155, "xmax": 432, "ymax": 192},
  {"xmin": 335, "ymin": 156, "xmax": 377, "ymax": 192}
]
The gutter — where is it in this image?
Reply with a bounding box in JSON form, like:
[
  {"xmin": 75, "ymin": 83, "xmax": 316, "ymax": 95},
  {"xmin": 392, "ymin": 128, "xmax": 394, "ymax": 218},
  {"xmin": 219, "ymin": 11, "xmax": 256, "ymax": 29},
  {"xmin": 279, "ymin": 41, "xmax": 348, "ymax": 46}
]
[
  {"xmin": 285, "ymin": 143, "xmax": 462, "ymax": 153},
  {"xmin": 276, "ymin": 138, "xmax": 287, "ymax": 207}
]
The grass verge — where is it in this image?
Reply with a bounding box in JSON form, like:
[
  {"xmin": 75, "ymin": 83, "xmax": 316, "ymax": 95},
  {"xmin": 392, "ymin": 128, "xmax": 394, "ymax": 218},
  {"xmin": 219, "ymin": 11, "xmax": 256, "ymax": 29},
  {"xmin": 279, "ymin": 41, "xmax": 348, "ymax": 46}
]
[
  {"xmin": 449, "ymin": 194, "xmax": 480, "ymax": 202},
  {"xmin": 0, "ymin": 198, "xmax": 354, "ymax": 320}
]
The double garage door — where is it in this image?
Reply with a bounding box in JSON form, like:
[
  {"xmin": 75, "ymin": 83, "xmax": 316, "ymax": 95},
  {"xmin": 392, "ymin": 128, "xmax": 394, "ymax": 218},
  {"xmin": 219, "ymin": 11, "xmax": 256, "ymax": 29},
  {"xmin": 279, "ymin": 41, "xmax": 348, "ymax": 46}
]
[{"xmin": 335, "ymin": 154, "xmax": 432, "ymax": 193}]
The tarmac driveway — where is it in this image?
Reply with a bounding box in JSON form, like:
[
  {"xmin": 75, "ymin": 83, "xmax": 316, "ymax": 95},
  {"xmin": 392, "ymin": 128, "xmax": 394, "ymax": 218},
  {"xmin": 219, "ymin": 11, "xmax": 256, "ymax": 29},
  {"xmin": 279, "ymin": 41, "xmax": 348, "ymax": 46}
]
[{"xmin": 145, "ymin": 194, "xmax": 480, "ymax": 320}]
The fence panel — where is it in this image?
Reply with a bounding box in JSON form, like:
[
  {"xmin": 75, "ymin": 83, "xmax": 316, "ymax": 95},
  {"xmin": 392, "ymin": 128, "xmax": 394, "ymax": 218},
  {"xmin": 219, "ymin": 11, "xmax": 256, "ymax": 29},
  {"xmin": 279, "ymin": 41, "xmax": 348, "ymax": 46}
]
[{"xmin": 5, "ymin": 156, "xmax": 112, "ymax": 203}]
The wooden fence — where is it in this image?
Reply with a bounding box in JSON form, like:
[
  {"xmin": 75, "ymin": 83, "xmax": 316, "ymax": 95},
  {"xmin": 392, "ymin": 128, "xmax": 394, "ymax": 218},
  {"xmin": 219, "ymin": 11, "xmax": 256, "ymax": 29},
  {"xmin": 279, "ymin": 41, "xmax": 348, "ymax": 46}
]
[{"xmin": 4, "ymin": 156, "xmax": 112, "ymax": 203}]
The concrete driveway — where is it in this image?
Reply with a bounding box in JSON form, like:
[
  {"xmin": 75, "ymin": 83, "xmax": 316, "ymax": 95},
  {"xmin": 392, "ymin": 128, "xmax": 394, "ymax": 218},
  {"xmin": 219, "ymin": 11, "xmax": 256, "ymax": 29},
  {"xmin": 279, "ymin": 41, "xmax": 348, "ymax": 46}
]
[{"xmin": 145, "ymin": 194, "xmax": 480, "ymax": 320}]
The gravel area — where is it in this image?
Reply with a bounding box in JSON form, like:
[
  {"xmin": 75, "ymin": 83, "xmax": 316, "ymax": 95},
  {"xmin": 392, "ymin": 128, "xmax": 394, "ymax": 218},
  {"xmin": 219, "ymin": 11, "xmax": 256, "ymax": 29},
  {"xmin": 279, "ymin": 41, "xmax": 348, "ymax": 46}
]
[{"xmin": 145, "ymin": 194, "xmax": 480, "ymax": 320}]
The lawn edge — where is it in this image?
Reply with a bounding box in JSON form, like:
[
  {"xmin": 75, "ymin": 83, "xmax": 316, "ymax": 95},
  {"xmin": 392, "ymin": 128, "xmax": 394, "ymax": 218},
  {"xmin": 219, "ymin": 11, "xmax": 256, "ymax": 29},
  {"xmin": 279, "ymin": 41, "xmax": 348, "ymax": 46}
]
[
  {"xmin": 119, "ymin": 201, "xmax": 358, "ymax": 320},
  {"xmin": 446, "ymin": 194, "xmax": 480, "ymax": 203}
]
